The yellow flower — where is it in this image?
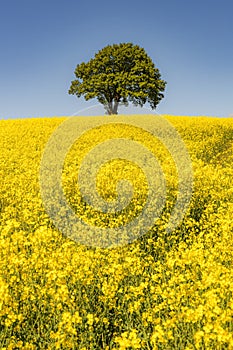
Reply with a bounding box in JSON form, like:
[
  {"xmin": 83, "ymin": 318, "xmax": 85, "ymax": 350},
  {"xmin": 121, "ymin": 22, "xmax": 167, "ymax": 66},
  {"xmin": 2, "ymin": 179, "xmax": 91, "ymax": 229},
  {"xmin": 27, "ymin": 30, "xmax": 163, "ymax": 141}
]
[{"xmin": 87, "ymin": 313, "xmax": 94, "ymax": 326}]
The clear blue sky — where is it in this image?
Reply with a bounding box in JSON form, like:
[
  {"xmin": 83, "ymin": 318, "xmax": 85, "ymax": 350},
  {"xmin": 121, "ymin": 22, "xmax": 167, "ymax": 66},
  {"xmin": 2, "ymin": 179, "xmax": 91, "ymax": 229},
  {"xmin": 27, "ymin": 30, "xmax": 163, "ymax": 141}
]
[{"xmin": 0, "ymin": 0, "xmax": 232, "ymax": 119}]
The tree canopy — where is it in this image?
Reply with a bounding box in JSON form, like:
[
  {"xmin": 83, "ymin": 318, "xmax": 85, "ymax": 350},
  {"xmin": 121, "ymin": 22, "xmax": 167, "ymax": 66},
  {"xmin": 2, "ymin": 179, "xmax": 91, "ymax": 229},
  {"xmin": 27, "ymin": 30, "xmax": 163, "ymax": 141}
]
[{"xmin": 69, "ymin": 43, "xmax": 166, "ymax": 115}]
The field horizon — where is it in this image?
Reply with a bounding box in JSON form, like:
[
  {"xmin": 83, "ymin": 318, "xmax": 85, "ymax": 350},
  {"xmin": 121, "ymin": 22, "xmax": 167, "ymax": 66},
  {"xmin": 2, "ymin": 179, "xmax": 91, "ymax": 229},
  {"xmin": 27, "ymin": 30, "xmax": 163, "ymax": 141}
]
[{"xmin": 1, "ymin": 113, "xmax": 232, "ymax": 121}]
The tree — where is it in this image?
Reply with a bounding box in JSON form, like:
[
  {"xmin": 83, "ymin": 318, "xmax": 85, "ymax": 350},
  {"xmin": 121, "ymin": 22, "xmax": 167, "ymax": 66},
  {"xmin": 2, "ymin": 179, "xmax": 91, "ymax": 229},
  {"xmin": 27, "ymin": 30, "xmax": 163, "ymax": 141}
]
[{"xmin": 69, "ymin": 43, "xmax": 166, "ymax": 115}]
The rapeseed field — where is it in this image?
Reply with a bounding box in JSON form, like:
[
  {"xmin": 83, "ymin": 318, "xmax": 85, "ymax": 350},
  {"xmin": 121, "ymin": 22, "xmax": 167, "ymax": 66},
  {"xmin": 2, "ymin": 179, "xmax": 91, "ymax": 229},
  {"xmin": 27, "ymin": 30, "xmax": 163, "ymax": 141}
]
[{"xmin": 0, "ymin": 115, "xmax": 233, "ymax": 349}]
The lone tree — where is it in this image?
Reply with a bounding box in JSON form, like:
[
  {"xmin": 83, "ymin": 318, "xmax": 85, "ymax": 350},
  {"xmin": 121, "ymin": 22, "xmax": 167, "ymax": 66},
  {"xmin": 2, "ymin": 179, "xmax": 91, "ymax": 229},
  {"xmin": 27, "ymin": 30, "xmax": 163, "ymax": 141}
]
[{"xmin": 69, "ymin": 43, "xmax": 166, "ymax": 115}]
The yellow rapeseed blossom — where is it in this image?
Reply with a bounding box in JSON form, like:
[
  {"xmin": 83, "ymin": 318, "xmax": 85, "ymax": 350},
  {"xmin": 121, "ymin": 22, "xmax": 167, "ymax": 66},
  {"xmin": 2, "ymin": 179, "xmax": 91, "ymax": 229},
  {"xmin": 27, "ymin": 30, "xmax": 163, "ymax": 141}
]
[{"xmin": 0, "ymin": 115, "xmax": 233, "ymax": 349}]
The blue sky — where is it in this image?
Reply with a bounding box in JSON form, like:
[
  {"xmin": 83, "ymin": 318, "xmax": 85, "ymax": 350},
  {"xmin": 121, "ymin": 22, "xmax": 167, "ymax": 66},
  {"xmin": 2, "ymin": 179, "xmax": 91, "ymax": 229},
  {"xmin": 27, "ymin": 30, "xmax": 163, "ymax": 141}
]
[{"xmin": 0, "ymin": 0, "xmax": 232, "ymax": 119}]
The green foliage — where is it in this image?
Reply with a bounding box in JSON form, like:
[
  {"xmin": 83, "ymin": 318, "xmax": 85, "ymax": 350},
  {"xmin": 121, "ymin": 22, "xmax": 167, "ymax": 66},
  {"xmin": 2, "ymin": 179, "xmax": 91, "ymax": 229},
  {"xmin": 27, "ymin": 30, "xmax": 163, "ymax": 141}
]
[{"xmin": 69, "ymin": 42, "xmax": 166, "ymax": 114}]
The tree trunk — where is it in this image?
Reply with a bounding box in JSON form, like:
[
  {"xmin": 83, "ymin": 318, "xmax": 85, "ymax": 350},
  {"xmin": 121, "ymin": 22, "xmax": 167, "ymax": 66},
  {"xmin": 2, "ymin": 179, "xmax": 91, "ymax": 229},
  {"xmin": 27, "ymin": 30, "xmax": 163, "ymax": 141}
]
[
  {"xmin": 106, "ymin": 100, "xmax": 118, "ymax": 115},
  {"xmin": 113, "ymin": 100, "xmax": 119, "ymax": 114},
  {"xmin": 108, "ymin": 102, "xmax": 112, "ymax": 114}
]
